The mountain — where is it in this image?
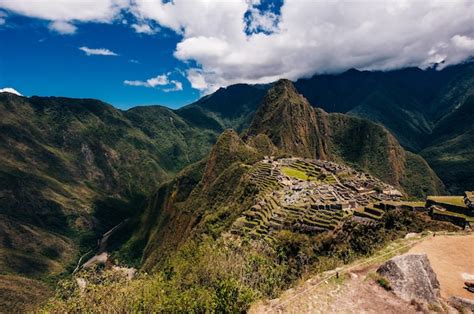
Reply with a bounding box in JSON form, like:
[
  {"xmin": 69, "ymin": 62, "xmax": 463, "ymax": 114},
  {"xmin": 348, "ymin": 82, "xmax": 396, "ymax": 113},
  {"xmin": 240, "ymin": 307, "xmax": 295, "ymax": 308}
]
[
  {"xmin": 294, "ymin": 63, "xmax": 474, "ymax": 150},
  {"xmin": 56, "ymin": 81, "xmax": 455, "ymax": 312},
  {"xmin": 124, "ymin": 80, "xmax": 442, "ymax": 270},
  {"xmin": 1, "ymin": 62, "xmax": 471, "ymax": 310},
  {"xmin": 246, "ymin": 80, "xmax": 442, "ymax": 196},
  {"xmin": 420, "ymin": 94, "xmax": 474, "ymax": 193},
  {"xmin": 0, "ymin": 93, "xmax": 223, "ymax": 309},
  {"xmin": 175, "ymin": 62, "xmax": 474, "ymax": 193},
  {"xmin": 176, "ymin": 83, "xmax": 267, "ymax": 132}
]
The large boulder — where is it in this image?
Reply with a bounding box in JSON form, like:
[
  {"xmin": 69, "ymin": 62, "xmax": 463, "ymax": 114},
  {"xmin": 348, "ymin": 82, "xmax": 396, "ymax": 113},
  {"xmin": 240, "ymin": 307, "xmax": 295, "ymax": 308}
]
[
  {"xmin": 377, "ymin": 254, "xmax": 440, "ymax": 305},
  {"xmin": 449, "ymin": 296, "xmax": 474, "ymax": 313}
]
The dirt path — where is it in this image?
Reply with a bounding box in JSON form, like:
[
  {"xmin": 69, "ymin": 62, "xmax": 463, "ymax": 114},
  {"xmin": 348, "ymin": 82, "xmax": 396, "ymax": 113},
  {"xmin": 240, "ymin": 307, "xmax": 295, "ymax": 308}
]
[
  {"xmin": 251, "ymin": 265, "xmax": 420, "ymax": 313},
  {"xmin": 250, "ymin": 232, "xmax": 473, "ymax": 313},
  {"xmin": 408, "ymin": 233, "xmax": 474, "ymax": 300}
]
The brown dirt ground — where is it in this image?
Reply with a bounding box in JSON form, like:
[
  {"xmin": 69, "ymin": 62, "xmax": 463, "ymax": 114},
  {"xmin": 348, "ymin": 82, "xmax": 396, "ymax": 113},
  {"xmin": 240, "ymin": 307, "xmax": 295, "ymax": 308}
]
[
  {"xmin": 408, "ymin": 233, "xmax": 474, "ymax": 300},
  {"xmin": 250, "ymin": 264, "xmax": 421, "ymax": 314},
  {"xmin": 250, "ymin": 233, "xmax": 474, "ymax": 313}
]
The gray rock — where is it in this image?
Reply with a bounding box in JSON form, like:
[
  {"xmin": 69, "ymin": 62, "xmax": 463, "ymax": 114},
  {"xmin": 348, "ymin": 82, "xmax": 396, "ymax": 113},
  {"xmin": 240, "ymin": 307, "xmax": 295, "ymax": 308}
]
[
  {"xmin": 377, "ymin": 253, "xmax": 440, "ymax": 305},
  {"xmin": 449, "ymin": 296, "xmax": 474, "ymax": 313}
]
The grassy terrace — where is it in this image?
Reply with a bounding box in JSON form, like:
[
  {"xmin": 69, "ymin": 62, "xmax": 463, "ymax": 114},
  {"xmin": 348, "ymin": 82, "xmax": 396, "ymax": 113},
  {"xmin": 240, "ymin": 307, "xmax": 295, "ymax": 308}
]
[
  {"xmin": 353, "ymin": 207, "xmax": 383, "ymax": 220},
  {"xmin": 381, "ymin": 201, "xmax": 426, "ymax": 207},
  {"xmin": 427, "ymin": 196, "xmax": 466, "ymax": 207},
  {"xmin": 431, "ymin": 209, "xmax": 474, "ymax": 223},
  {"xmin": 282, "ymin": 166, "xmax": 312, "ymax": 181}
]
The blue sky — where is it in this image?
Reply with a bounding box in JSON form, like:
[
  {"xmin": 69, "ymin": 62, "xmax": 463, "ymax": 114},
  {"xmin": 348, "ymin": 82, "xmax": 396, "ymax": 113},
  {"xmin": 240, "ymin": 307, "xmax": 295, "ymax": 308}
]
[
  {"xmin": 0, "ymin": 14, "xmax": 199, "ymax": 109},
  {"xmin": 0, "ymin": 0, "xmax": 473, "ymax": 109}
]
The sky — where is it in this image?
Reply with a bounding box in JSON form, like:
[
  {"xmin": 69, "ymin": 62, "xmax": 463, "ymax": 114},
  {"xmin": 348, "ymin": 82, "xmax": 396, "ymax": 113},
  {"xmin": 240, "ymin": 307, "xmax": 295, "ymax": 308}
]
[{"xmin": 0, "ymin": 0, "xmax": 473, "ymax": 109}]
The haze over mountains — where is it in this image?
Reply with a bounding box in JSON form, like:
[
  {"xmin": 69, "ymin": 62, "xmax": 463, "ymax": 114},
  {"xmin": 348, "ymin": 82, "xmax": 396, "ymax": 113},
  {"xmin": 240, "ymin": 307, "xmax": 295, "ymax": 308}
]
[{"xmin": 0, "ymin": 62, "xmax": 473, "ymax": 310}]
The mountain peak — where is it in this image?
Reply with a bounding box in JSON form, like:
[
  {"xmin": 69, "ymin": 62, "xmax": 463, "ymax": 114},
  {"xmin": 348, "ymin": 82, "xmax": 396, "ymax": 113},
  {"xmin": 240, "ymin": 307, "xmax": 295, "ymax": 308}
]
[
  {"xmin": 246, "ymin": 78, "xmax": 330, "ymax": 159},
  {"xmin": 268, "ymin": 78, "xmax": 301, "ymax": 100}
]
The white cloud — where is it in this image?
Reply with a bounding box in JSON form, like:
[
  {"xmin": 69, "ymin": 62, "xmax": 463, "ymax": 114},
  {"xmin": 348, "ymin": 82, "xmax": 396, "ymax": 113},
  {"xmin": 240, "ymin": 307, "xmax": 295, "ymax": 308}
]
[
  {"xmin": 131, "ymin": 23, "xmax": 158, "ymax": 35},
  {"xmin": 452, "ymin": 35, "xmax": 474, "ymax": 51},
  {"xmin": 79, "ymin": 46, "xmax": 118, "ymax": 56},
  {"xmin": 0, "ymin": 87, "xmax": 22, "ymax": 96},
  {"xmin": 49, "ymin": 21, "xmax": 77, "ymax": 34},
  {"xmin": 2, "ymin": 0, "xmax": 474, "ymax": 92},
  {"xmin": 124, "ymin": 74, "xmax": 183, "ymax": 92},
  {"xmin": 131, "ymin": 0, "xmax": 474, "ymax": 93},
  {"xmin": 0, "ymin": 0, "xmax": 129, "ymax": 33},
  {"xmin": 164, "ymin": 80, "xmax": 183, "ymax": 92}
]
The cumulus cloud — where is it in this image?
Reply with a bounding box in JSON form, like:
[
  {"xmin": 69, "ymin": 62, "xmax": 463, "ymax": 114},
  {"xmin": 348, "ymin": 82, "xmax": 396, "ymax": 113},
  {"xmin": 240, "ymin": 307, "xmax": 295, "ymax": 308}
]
[
  {"xmin": 2, "ymin": 0, "xmax": 474, "ymax": 93},
  {"xmin": 124, "ymin": 74, "xmax": 183, "ymax": 92},
  {"xmin": 164, "ymin": 80, "xmax": 183, "ymax": 92},
  {"xmin": 0, "ymin": 0, "xmax": 128, "ymax": 33},
  {"xmin": 131, "ymin": 0, "xmax": 474, "ymax": 93},
  {"xmin": 79, "ymin": 46, "xmax": 118, "ymax": 56},
  {"xmin": 49, "ymin": 21, "xmax": 77, "ymax": 34},
  {"xmin": 0, "ymin": 87, "xmax": 22, "ymax": 96},
  {"xmin": 131, "ymin": 23, "xmax": 158, "ymax": 35}
]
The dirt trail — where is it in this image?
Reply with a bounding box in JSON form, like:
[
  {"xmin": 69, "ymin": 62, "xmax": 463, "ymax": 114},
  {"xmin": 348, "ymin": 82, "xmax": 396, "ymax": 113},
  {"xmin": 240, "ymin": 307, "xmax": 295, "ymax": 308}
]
[
  {"xmin": 408, "ymin": 233, "xmax": 474, "ymax": 300},
  {"xmin": 251, "ymin": 265, "xmax": 420, "ymax": 313},
  {"xmin": 250, "ymin": 233, "xmax": 473, "ymax": 313}
]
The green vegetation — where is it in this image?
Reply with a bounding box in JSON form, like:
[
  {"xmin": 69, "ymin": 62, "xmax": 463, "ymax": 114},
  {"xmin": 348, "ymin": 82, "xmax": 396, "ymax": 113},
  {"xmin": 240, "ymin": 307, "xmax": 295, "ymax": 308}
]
[
  {"xmin": 45, "ymin": 208, "xmax": 456, "ymax": 312},
  {"xmin": 282, "ymin": 166, "xmax": 312, "ymax": 181},
  {"xmin": 427, "ymin": 196, "xmax": 466, "ymax": 207},
  {"xmin": 2, "ymin": 63, "xmax": 473, "ymax": 310},
  {"xmin": 0, "ymin": 93, "xmax": 227, "ymax": 310},
  {"xmin": 369, "ymin": 273, "xmax": 392, "ymax": 291}
]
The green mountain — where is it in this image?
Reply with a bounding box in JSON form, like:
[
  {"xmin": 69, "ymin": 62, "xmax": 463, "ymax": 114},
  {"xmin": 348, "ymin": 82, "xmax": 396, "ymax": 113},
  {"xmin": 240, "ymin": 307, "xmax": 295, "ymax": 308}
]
[
  {"xmin": 420, "ymin": 95, "xmax": 474, "ymax": 193},
  {"xmin": 126, "ymin": 80, "xmax": 442, "ymax": 271},
  {"xmin": 246, "ymin": 80, "xmax": 442, "ymax": 196},
  {"xmin": 1, "ymin": 62, "xmax": 472, "ymax": 310},
  {"xmin": 179, "ymin": 62, "xmax": 474, "ymax": 193},
  {"xmin": 0, "ymin": 93, "xmax": 221, "ymax": 309},
  {"xmin": 49, "ymin": 81, "xmax": 455, "ymax": 313}
]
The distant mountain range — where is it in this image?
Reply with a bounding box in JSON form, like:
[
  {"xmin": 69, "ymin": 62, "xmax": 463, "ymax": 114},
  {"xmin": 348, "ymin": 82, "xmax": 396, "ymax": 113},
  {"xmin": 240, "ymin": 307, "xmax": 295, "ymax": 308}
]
[
  {"xmin": 179, "ymin": 61, "xmax": 474, "ymax": 193},
  {"xmin": 0, "ymin": 61, "xmax": 472, "ymax": 310}
]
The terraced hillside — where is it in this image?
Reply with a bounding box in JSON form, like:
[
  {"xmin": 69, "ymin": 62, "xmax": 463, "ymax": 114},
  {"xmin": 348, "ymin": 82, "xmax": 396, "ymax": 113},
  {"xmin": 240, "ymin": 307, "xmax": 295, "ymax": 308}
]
[{"xmin": 230, "ymin": 157, "xmax": 403, "ymax": 242}]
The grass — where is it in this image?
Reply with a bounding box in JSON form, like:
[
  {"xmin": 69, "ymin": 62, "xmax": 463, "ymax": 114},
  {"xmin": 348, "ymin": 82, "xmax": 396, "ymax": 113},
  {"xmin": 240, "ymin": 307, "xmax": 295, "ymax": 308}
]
[
  {"xmin": 427, "ymin": 196, "xmax": 466, "ymax": 207},
  {"xmin": 383, "ymin": 201, "xmax": 426, "ymax": 207},
  {"xmin": 281, "ymin": 166, "xmax": 312, "ymax": 181},
  {"xmin": 431, "ymin": 209, "xmax": 471, "ymax": 222}
]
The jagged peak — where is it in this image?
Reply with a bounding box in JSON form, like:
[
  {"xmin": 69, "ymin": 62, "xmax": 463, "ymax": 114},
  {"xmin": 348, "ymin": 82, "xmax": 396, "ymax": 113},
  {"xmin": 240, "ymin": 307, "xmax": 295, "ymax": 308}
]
[{"xmin": 268, "ymin": 79, "xmax": 301, "ymax": 100}]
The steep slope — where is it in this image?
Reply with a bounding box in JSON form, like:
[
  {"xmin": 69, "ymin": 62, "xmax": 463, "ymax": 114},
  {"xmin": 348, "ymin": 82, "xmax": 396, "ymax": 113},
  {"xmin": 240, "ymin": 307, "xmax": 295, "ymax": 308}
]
[
  {"xmin": 0, "ymin": 92, "xmax": 223, "ymax": 310},
  {"xmin": 176, "ymin": 83, "xmax": 267, "ymax": 132},
  {"xmin": 246, "ymin": 80, "xmax": 330, "ymax": 160},
  {"xmin": 245, "ymin": 80, "xmax": 443, "ymax": 196},
  {"xmin": 171, "ymin": 63, "xmax": 473, "ymax": 191},
  {"xmin": 420, "ymin": 95, "xmax": 474, "ymax": 193},
  {"xmin": 125, "ymin": 129, "xmax": 263, "ymax": 269},
  {"xmin": 126, "ymin": 80, "xmax": 442, "ymax": 271}
]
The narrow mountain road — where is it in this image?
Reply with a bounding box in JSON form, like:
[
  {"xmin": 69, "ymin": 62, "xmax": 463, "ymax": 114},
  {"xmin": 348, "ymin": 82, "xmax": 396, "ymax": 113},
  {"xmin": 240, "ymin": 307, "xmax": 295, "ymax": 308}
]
[{"xmin": 73, "ymin": 219, "xmax": 128, "ymax": 272}]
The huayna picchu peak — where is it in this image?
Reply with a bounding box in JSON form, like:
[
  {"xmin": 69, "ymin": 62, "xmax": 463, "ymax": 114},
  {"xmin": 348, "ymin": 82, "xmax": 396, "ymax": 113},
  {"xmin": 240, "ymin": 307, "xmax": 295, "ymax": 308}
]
[{"xmin": 246, "ymin": 80, "xmax": 443, "ymax": 197}]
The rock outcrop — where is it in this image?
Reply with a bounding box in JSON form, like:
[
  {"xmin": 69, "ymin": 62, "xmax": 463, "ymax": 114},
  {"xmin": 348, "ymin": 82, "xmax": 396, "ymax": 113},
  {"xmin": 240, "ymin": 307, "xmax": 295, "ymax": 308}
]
[
  {"xmin": 449, "ymin": 296, "xmax": 474, "ymax": 312},
  {"xmin": 377, "ymin": 254, "xmax": 440, "ymax": 305}
]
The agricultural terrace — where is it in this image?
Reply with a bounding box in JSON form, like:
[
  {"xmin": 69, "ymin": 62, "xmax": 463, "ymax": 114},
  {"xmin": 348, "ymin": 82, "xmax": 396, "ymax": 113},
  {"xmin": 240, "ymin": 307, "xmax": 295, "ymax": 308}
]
[{"xmin": 230, "ymin": 157, "xmax": 403, "ymax": 242}]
